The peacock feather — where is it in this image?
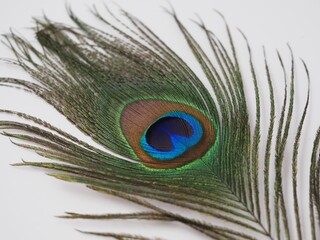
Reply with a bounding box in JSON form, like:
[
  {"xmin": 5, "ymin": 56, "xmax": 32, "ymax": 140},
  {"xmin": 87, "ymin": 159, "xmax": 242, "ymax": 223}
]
[{"xmin": 0, "ymin": 3, "xmax": 319, "ymax": 240}]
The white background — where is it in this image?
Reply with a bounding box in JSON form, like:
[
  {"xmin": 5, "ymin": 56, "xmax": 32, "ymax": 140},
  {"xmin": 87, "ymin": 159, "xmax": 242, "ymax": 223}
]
[{"xmin": 1, "ymin": 0, "xmax": 320, "ymax": 239}]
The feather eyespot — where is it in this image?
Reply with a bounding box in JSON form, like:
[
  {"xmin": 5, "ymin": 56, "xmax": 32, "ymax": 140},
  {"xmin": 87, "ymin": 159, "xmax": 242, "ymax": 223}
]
[{"xmin": 120, "ymin": 100, "xmax": 216, "ymax": 168}]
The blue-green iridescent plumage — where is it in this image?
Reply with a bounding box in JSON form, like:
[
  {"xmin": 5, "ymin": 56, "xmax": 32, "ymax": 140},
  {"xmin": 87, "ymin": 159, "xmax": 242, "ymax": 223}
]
[
  {"xmin": 140, "ymin": 111, "xmax": 204, "ymax": 161},
  {"xmin": 0, "ymin": 5, "xmax": 319, "ymax": 240}
]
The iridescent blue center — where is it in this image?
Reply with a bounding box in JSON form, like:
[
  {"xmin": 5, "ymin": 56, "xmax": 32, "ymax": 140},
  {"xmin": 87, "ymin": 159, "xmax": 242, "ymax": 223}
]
[{"xmin": 140, "ymin": 112, "xmax": 203, "ymax": 161}]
